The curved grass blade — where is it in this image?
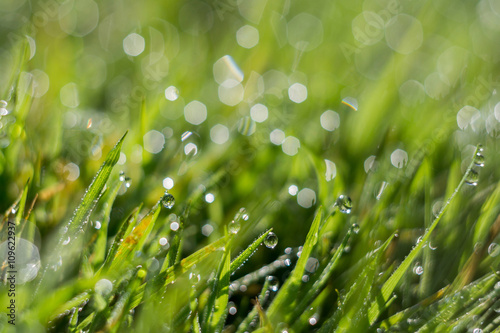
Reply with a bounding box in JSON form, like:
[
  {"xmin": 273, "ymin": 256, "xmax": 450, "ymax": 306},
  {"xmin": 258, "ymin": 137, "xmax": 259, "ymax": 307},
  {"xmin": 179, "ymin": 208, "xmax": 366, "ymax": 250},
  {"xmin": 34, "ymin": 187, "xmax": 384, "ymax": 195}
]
[{"xmin": 368, "ymin": 144, "xmax": 483, "ymax": 325}]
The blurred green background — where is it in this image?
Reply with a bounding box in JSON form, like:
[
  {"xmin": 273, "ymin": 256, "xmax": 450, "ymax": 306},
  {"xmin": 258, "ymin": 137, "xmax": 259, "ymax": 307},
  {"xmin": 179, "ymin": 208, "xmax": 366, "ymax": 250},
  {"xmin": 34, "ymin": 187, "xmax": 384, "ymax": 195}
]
[{"xmin": 1, "ymin": 0, "xmax": 500, "ymax": 330}]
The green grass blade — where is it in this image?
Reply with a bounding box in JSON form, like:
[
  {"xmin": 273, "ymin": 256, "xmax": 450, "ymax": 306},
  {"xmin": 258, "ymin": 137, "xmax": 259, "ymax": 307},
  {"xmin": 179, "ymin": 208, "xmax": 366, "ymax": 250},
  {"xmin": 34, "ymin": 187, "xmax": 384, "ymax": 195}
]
[
  {"xmin": 266, "ymin": 206, "xmax": 324, "ymax": 323},
  {"xmin": 36, "ymin": 132, "xmax": 127, "ymax": 293},
  {"xmin": 101, "ymin": 205, "xmax": 142, "ymax": 272},
  {"xmin": 368, "ymin": 145, "xmax": 484, "ymax": 325},
  {"xmin": 109, "ymin": 202, "xmax": 161, "ymax": 272},
  {"xmin": 208, "ymin": 247, "xmax": 231, "ymax": 333},
  {"xmin": 230, "ymin": 228, "xmax": 273, "ymax": 274}
]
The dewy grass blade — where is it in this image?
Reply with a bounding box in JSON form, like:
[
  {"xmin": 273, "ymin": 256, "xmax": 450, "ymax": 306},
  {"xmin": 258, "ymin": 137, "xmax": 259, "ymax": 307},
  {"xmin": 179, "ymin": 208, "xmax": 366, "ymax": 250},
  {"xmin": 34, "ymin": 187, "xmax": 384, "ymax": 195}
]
[
  {"xmin": 368, "ymin": 144, "xmax": 484, "ymax": 325},
  {"xmin": 36, "ymin": 132, "xmax": 127, "ymax": 293},
  {"xmin": 209, "ymin": 246, "xmax": 231, "ymax": 333},
  {"xmin": 230, "ymin": 228, "xmax": 273, "ymax": 274},
  {"xmin": 101, "ymin": 205, "xmax": 142, "ymax": 272},
  {"xmin": 266, "ymin": 206, "xmax": 324, "ymax": 323},
  {"xmin": 109, "ymin": 202, "xmax": 161, "ymax": 272}
]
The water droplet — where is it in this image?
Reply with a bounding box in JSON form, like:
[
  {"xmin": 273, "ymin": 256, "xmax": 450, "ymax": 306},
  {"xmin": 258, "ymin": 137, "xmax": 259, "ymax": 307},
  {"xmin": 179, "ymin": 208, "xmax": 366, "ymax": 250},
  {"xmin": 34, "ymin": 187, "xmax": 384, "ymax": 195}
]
[
  {"xmin": 228, "ymin": 220, "xmax": 241, "ymax": 234},
  {"xmin": 351, "ymin": 223, "xmax": 360, "ymax": 234},
  {"xmin": 474, "ymin": 152, "xmax": 485, "ymax": 167},
  {"xmin": 413, "ymin": 264, "xmax": 424, "ymax": 275},
  {"xmin": 308, "ymin": 315, "xmax": 318, "ymax": 325},
  {"xmin": 138, "ymin": 269, "xmax": 146, "ymax": 278},
  {"xmin": 62, "ymin": 236, "xmax": 71, "ymax": 245},
  {"xmin": 473, "ymin": 329, "xmax": 483, "ymax": 333},
  {"xmin": 488, "ymin": 243, "xmax": 500, "ymax": 257},
  {"xmin": 228, "ymin": 301, "xmax": 238, "ymax": 315},
  {"xmin": 335, "ymin": 195, "xmax": 352, "ymax": 214},
  {"xmin": 162, "ymin": 192, "xmax": 175, "ymax": 209},
  {"xmin": 159, "ymin": 237, "xmax": 168, "ymax": 246},
  {"xmin": 465, "ymin": 169, "xmax": 479, "ymax": 186},
  {"xmin": 95, "ymin": 278, "xmax": 113, "ymax": 296},
  {"xmin": 94, "ymin": 221, "xmax": 102, "ymax": 230},
  {"xmin": 264, "ymin": 232, "xmax": 278, "ymax": 249},
  {"xmin": 267, "ymin": 275, "xmax": 279, "ymax": 292}
]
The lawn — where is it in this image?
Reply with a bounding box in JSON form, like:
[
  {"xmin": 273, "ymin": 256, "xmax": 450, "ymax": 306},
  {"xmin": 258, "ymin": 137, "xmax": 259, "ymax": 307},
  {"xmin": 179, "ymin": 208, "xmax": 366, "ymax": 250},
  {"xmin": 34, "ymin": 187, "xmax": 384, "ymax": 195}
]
[{"xmin": 1, "ymin": 0, "xmax": 500, "ymax": 332}]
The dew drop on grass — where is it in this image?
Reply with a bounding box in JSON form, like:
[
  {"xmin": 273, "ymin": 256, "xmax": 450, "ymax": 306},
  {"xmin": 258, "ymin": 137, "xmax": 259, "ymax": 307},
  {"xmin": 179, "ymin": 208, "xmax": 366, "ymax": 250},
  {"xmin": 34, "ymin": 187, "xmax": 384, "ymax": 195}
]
[
  {"xmin": 474, "ymin": 152, "xmax": 485, "ymax": 167},
  {"xmin": 267, "ymin": 275, "xmax": 279, "ymax": 291},
  {"xmin": 62, "ymin": 236, "xmax": 71, "ymax": 245},
  {"xmin": 228, "ymin": 220, "xmax": 241, "ymax": 234},
  {"xmin": 413, "ymin": 264, "xmax": 424, "ymax": 275},
  {"xmin": 234, "ymin": 207, "xmax": 249, "ymax": 221},
  {"xmin": 162, "ymin": 192, "xmax": 175, "ymax": 209},
  {"xmin": 488, "ymin": 243, "xmax": 500, "ymax": 257},
  {"xmin": 351, "ymin": 223, "xmax": 360, "ymax": 234},
  {"xmin": 335, "ymin": 195, "xmax": 352, "ymax": 214},
  {"xmin": 228, "ymin": 301, "xmax": 237, "ymax": 315},
  {"xmin": 465, "ymin": 169, "xmax": 479, "ymax": 186},
  {"xmin": 95, "ymin": 278, "xmax": 113, "ymax": 296},
  {"xmin": 264, "ymin": 232, "xmax": 278, "ymax": 249}
]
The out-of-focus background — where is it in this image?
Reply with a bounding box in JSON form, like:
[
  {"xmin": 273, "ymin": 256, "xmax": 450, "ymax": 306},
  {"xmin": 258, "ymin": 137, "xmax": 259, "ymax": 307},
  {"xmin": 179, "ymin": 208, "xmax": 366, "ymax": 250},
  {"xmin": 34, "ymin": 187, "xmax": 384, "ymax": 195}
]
[{"xmin": 1, "ymin": 0, "xmax": 500, "ymax": 331}]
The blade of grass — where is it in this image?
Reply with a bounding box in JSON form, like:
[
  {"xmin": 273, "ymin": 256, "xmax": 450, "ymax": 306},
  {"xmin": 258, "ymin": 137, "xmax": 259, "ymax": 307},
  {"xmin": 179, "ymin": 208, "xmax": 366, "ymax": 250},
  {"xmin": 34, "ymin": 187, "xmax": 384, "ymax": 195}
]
[
  {"xmin": 36, "ymin": 132, "xmax": 127, "ymax": 294},
  {"xmin": 208, "ymin": 246, "xmax": 231, "ymax": 333},
  {"xmin": 266, "ymin": 206, "xmax": 323, "ymax": 323},
  {"xmin": 368, "ymin": 144, "xmax": 483, "ymax": 325}
]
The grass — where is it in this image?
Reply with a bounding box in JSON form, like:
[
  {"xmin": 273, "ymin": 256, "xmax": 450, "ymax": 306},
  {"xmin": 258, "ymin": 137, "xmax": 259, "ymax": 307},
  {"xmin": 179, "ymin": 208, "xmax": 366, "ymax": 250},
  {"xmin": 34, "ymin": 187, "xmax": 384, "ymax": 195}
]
[{"xmin": 1, "ymin": 0, "xmax": 500, "ymax": 332}]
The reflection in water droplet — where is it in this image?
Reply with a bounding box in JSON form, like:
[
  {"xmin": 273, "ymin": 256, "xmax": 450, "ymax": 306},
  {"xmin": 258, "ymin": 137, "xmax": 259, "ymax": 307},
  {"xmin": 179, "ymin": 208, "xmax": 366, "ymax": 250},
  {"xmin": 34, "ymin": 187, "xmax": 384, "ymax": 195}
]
[
  {"xmin": 202, "ymin": 223, "xmax": 214, "ymax": 237},
  {"xmin": 267, "ymin": 275, "xmax": 280, "ymax": 291},
  {"xmin": 288, "ymin": 185, "xmax": 298, "ymax": 196},
  {"xmin": 391, "ymin": 149, "xmax": 408, "ymax": 168},
  {"xmin": 351, "ymin": 223, "xmax": 360, "ymax": 234},
  {"xmin": 288, "ymin": 83, "xmax": 308, "ymax": 103},
  {"xmin": 488, "ymin": 243, "xmax": 500, "ymax": 257},
  {"xmin": 184, "ymin": 101, "xmax": 207, "ymax": 125},
  {"xmin": 237, "ymin": 116, "xmax": 256, "ymax": 136},
  {"xmin": 297, "ymin": 188, "xmax": 316, "ymax": 208},
  {"xmin": 94, "ymin": 221, "xmax": 102, "ymax": 229},
  {"xmin": 210, "ymin": 124, "xmax": 230, "ymax": 144},
  {"xmin": 228, "ymin": 220, "xmax": 241, "ymax": 234},
  {"xmin": 324, "ymin": 159, "xmax": 337, "ymax": 181},
  {"xmin": 320, "ymin": 110, "xmax": 340, "ymax": 131},
  {"xmin": 335, "ymin": 195, "xmax": 352, "ymax": 214},
  {"xmin": 0, "ymin": 237, "xmax": 41, "ymax": 283},
  {"xmin": 165, "ymin": 86, "xmax": 179, "ymax": 101},
  {"xmin": 413, "ymin": 265, "xmax": 424, "ymax": 275},
  {"xmin": 228, "ymin": 301, "xmax": 238, "ymax": 315},
  {"xmin": 62, "ymin": 237, "xmax": 71, "ymax": 245},
  {"xmin": 474, "ymin": 152, "xmax": 485, "ymax": 167},
  {"xmin": 205, "ymin": 193, "xmax": 215, "ymax": 203},
  {"xmin": 236, "ymin": 25, "xmax": 259, "ymax": 49},
  {"xmin": 163, "ymin": 177, "xmax": 174, "ymax": 190},
  {"xmin": 95, "ymin": 278, "xmax": 113, "ymax": 296},
  {"xmin": 162, "ymin": 192, "xmax": 175, "ymax": 209},
  {"xmin": 270, "ymin": 129, "xmax": 285, "ymax": 145},
  {"xmin": 465, "ymin": 169, "xmax": 479, "ymax": 186},
  {"xmin": 250, "ymin": 103, "xmax": 268, "ymax": 123},
  {"xmin": 282, "ymin": 136, "xmax": 300, "ymax": 156},
  {"xmin": 123, "ymin": 33, "xmax": 145, "ymax": 56},
  {"xmin": 342, "ymin": 97, "xmax": 358, "ymax": 111},
  {"xmin": 264, "ymin": 232, "xmax": 278, "ymax": 249}
]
